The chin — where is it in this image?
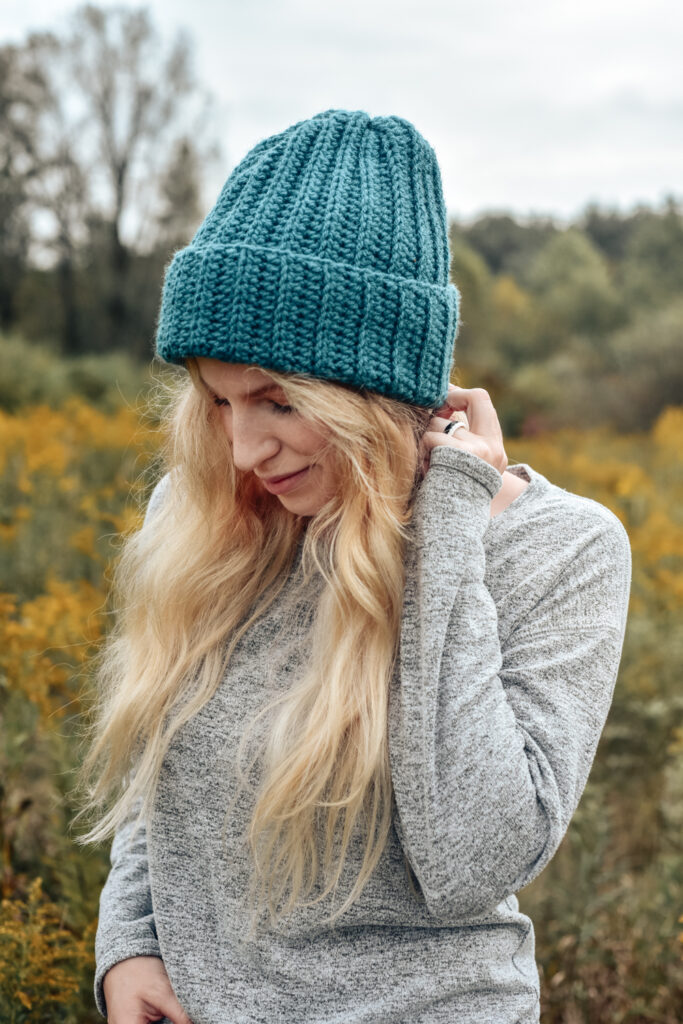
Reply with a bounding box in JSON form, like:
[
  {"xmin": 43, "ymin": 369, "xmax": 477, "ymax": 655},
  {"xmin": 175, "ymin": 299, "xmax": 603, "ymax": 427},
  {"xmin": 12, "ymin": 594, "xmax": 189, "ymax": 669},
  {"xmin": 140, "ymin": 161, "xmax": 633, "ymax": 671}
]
[{"xmin": 278, "ymin": 496, "xmax": 322, "ymax": 516}]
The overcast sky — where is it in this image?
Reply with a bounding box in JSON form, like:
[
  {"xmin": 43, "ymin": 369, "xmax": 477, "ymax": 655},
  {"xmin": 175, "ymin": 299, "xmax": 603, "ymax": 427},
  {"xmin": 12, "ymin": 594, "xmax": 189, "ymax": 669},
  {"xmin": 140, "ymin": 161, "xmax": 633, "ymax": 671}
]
[{"xmin": 5, "ymin": 0, "xmax": 682, "ymax": 223}]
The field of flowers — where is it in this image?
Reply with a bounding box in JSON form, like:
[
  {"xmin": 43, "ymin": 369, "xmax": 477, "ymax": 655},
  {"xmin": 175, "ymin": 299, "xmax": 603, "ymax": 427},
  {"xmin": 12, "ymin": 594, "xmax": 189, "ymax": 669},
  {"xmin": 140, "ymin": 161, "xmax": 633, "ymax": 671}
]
[{"xmin": 0, "ymin": 390, "xmax": 681, "ymax": 1022}]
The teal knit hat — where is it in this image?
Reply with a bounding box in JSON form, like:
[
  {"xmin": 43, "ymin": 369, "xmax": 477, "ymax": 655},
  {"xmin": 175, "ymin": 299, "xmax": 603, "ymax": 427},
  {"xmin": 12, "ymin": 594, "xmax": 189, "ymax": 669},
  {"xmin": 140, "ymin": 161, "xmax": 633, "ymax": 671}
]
[{"xmin": 155, "ymin": 109, "xmax": 459, "ymax": 408}]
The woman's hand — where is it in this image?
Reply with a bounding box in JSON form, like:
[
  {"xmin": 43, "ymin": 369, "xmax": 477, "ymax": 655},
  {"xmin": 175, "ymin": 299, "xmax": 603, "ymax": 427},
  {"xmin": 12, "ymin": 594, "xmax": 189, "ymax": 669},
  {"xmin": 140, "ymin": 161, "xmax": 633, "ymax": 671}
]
[
  {"xmin": 420, "ymin": 385, "xmax": 509, "ymax": 479},
  {"xmin": 103, "ymin": 955, "xmax": 194, "ymax": 1024}
]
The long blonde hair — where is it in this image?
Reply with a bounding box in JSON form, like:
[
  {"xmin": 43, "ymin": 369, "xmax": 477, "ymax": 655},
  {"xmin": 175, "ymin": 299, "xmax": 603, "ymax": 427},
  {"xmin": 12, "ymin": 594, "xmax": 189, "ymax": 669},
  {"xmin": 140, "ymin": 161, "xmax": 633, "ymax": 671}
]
[{"xmin": 75, "ymin": 358, "xmax": 433, "ymax": 930}]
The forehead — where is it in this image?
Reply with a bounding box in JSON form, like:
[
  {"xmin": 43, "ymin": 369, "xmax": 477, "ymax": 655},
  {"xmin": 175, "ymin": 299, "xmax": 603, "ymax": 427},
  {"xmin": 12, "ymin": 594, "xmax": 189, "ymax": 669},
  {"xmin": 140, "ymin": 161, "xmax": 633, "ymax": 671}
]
[{"xmin": 195, "ymin": 358, "xmax": 281, "ymax": 396}]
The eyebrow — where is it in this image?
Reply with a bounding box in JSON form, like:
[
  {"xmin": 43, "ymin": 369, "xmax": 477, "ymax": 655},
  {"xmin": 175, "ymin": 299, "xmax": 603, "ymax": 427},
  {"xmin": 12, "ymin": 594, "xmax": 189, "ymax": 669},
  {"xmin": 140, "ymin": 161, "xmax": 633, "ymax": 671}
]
[{"xmin": 198, "ymin": 373, "xmax": 282, "ymax": 401}]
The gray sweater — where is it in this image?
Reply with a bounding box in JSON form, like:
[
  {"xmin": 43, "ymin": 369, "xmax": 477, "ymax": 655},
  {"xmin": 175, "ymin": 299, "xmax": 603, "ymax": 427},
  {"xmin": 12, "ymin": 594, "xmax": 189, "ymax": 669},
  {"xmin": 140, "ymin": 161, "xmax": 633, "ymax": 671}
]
[{"xmin": 94, "ymin": 445, "xmax": 632, "ymax": 1023}]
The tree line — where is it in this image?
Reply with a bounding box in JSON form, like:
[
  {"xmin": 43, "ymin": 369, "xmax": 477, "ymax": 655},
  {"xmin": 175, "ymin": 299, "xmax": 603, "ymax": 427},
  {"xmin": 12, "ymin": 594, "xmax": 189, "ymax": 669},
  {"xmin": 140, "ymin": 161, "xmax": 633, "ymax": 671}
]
[
  {"xmin": 1, "ymin": 4, "xmax": 681, "ymax": 434},
  {"xmin": 1, "ymin": 4, "xmax": 218, "ymax": 358},
  {"xmin": 450, "ymin": 200, "xmax": 683, "ymax": 433}
]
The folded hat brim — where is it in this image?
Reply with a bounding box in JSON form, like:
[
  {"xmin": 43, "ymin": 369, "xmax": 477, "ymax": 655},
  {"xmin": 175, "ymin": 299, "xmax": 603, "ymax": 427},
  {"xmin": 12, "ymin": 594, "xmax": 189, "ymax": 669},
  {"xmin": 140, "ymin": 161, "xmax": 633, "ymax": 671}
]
[{"xmin": 156, "ymin": 241, "xmax": 459, "ymax": 408}]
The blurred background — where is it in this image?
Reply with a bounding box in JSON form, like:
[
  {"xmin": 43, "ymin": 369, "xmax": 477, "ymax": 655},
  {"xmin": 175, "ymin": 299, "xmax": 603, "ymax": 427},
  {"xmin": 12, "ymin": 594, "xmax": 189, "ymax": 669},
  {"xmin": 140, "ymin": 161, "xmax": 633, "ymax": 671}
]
[{"xmin": 0, "ymin": 2, "xmax": 681, "ymax": 1021}]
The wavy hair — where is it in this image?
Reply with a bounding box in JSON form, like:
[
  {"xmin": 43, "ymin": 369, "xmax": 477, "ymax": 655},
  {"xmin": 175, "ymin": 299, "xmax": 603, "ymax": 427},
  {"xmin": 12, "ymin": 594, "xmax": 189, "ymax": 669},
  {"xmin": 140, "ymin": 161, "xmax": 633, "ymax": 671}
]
[{"xmin": 75, "ymin": 357, "xmax": 434, "ymax": 930}]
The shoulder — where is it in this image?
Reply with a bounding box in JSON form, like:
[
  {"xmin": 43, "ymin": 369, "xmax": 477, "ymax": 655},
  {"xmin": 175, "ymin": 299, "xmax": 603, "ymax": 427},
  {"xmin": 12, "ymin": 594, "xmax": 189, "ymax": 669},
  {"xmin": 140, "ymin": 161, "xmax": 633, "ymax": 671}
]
[
  {"xmin": 540, "ymin": 484, "xmax": 632, "ymax": 620},
  {"xmin": 494, "ymin": 464, "xmax": 630, "ymax": 560},
  {"xmin": 143, "ymin": 471, "xmax": 174, "ymax": 526},
  {"xmin": 533, "ymin": 472, "xmax": 631, "ymax": 566},
  {"xmin": 486, "ymin": 466, "xmax": 632, "ymax": 638}
]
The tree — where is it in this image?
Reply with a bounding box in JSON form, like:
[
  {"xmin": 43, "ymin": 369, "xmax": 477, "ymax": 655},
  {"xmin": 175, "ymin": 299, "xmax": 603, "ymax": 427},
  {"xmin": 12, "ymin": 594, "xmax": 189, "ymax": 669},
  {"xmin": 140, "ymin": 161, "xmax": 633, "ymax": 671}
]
[
  {"xmin": 578, "ymin": 202, "xmax": 636, "ymax": 263},
  {"xmin": 447, "ymin": 227, "xmax": 495, "ymax": 383},
  {"xmin": 487, "ymin": 274, "xmax": 537, "ymax": 371},
  {"xmin": 620, "ymin": 196, "xmax": 683, "ymax": 308},
  {"xmin": 603, "ymin": 299, "xmax": 683, "ymax": 429},
  {"xmin": 527, "ymin": 228, "xmax": 624, "ymax": 343},
  {"xmin": 155, "ymin": 137, "xmax": 204, "ymax": 253},
  {"xmin": 1, "ymin": 4, "xmax": 219, "ymax": 356},
  {"xmin": 459, "ymin": 213, "xmax": 557, "ymax": 280},
  {"xmin": 0, "ymin": 43, "xmax": 50, "ymax": 331}
]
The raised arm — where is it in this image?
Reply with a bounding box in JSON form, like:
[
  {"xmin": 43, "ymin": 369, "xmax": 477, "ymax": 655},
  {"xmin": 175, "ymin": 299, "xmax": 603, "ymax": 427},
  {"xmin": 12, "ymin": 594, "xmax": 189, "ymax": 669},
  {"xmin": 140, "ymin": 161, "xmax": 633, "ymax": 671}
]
[{"xmin": 388, "ymin": 444, "xmax": 631, "ymax": 919}]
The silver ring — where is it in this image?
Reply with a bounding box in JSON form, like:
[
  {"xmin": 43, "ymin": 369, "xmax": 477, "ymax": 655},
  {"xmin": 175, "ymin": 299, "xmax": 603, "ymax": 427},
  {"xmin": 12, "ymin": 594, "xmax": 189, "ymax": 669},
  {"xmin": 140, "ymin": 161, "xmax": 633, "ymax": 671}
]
[{"xmin": 443, "ymin": 420, "xmax": 466, "ymax": 435}]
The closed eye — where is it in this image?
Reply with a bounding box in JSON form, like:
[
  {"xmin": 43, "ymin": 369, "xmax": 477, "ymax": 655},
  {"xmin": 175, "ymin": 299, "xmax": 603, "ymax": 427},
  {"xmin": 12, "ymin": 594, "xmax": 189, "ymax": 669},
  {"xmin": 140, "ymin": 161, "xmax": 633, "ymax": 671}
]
[{"xmin": 211, "ymin": 395, "xmax": 294, "ymax": 415}]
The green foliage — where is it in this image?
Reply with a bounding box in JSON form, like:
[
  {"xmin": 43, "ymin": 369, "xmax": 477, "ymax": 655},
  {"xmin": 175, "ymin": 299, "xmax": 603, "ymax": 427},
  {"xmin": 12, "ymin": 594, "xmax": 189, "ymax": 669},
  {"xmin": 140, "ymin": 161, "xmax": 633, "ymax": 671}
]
[
  {"xmin": 604, "ymin": 300, "xmax": 683, "ymax": 428},
  {"xmin": 448, "ymin": 233, "xmax": 493, "ymax": 369},
  {"xmin": 457, "ymin": 213, "xmax": 557, "ymax": 279},
  {"xmin": 620, "ymin": 198, "xmax": 683, "ymax": 306},
  {"xmin": 0, "ymin": 334, "xmax": 150, "ymax": 413},
  {"xmin": 448, "ymin": 196, "xmax": 683, "ymax": 435},
  {"xmin": 579, "ymin": 202, "xmax": 637, "ymax": 262},
  {"xmin": 526, "ymin": 228, "xmax": 624, "ymax": 338}
]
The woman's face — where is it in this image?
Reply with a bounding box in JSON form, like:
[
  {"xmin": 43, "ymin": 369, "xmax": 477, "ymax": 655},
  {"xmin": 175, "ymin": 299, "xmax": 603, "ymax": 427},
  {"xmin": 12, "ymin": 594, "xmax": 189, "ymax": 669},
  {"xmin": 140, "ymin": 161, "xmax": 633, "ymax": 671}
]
[{"xmin": 196, "ymin": 357, "xmax": 337, "ymax": 517}]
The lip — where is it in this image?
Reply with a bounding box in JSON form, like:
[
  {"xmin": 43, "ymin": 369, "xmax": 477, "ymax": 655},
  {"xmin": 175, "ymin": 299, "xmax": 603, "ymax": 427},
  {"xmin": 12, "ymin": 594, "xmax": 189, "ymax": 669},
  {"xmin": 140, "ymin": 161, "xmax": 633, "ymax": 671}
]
[{"xmin": 261, "ymin": 466, "xmax": 311, "ymax": 494}]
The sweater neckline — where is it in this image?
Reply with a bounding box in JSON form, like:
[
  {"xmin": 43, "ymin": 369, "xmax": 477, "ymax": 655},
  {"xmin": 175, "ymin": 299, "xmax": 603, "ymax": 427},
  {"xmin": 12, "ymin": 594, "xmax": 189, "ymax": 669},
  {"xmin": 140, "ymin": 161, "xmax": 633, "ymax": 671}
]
[{"xmin": 485, "ymin": 462, "xmax": 549, "ymax": 530}]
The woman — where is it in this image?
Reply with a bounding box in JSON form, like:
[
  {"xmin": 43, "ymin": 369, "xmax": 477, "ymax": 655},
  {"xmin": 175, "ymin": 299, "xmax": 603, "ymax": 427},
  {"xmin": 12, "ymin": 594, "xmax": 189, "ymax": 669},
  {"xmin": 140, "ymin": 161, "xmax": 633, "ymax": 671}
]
[{"xmin": 78, "ymin": 109, "xmax": 632, "ymax": 1024}]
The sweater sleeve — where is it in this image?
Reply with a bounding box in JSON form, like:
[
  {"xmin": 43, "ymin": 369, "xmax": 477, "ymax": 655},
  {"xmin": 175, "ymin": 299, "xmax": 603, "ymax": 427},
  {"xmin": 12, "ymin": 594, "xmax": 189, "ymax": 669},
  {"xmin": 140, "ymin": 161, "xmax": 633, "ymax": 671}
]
[
  {"xmin": 388, "ymin": 444, "xmax": 632, "ymax": 920},
  {"xmin": 93, "ymin": 474, "xmax": 171, "ymax": 1017},
  {"xmin": 94, "ymin": 807, "xmax": 161, "ymax": 1017}
]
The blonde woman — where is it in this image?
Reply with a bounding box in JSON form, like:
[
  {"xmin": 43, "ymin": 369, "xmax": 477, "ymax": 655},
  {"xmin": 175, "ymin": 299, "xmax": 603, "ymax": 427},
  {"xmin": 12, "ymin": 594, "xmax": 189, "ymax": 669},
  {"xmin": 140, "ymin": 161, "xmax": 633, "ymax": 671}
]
[{"xmin": 77, "ymin": 110, "xmax": 632, "ymax": 1024}]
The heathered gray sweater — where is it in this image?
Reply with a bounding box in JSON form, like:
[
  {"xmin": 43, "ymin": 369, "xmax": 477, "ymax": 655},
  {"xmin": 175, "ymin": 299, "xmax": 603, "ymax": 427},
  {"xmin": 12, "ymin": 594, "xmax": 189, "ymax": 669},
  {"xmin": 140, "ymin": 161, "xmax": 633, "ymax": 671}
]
[{"xmin": 94, "ymin": 445, "xmax": 632, "ymax": 1023}]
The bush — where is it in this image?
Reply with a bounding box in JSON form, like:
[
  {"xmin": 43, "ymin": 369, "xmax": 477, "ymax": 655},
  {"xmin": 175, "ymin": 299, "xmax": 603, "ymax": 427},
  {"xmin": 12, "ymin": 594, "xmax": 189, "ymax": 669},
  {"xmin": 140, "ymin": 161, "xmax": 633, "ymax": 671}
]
[{"xmin": 0, "ymin": 335, "xmax": 150, "ymax": 413}]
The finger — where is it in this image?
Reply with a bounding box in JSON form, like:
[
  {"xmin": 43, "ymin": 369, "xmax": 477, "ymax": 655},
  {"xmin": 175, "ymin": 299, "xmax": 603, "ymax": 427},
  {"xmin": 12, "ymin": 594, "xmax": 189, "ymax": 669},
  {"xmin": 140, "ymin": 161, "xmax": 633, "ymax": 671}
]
[
  {"xmin": 440, "ymin": 386, "xmax": 502, "ymax": 440},
  {"xmin": 425, "ymin": 415, "xmax": 469, "ymax": 436},
  {"xmin": 430, "ymin": 415, "xmax": 468, "ymax": 431},
  {"xmin": 431, "ymin": 386, "xmax": 477, "ymax": 422},
  {"xmin": 422, "ymin": 427, "xmax": 469, "ymax": 451},
  {"xmin": 162, "ymin": 1001, "xmax": 194, "ymax": 1024},
  {"xmin": 431, "ymin": 385, "xmax": 460, "ymax": 419},
  {"xmin": 431, "ymin": 406, "xmax": 469, "ymax": 428},
  {"xmin": 143, "ymin": 993, "xmax": 194, "ymax": 1024}
]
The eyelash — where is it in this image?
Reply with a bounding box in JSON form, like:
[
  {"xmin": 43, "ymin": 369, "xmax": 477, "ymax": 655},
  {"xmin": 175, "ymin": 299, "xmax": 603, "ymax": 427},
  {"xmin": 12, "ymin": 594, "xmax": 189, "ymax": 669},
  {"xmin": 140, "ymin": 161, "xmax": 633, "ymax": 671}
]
[{"xmin": 211, "ymin": 395, "xmax": 294, "ymax": 415}]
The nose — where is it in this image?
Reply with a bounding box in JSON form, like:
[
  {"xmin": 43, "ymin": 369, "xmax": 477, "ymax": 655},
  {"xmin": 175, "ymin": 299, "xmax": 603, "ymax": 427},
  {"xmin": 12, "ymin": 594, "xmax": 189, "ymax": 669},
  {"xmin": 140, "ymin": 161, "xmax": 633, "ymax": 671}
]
[{"xmin": 229, "ymin": 414, "xmax": 281, "ymax": 473}]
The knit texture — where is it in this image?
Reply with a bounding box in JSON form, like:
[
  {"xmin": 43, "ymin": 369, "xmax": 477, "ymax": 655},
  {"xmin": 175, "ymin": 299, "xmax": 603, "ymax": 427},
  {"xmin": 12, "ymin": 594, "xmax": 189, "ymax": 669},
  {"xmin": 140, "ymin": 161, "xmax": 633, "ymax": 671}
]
[
  {"xmin": 156, "ymin": 109, "xmax": 460, "ymax": 408},
  {"xmin": 94, "ymin": 451, "xmax": 632, "ymax": 1023}
]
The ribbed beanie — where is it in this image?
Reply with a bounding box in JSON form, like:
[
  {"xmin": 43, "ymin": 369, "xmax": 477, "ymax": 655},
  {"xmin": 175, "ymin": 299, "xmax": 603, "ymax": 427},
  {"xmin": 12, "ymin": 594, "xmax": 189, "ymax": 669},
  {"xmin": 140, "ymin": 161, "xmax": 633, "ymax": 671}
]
[{"xmin": 155, "ymin": 109, "xmax": 459, "ymax": 407}]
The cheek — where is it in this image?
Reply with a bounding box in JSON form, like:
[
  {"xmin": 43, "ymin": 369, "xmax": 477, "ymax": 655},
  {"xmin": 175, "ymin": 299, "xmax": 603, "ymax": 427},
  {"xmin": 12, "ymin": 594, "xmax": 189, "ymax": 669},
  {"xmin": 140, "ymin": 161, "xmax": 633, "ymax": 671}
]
[
  {"xmin": 291, "ymin": 422, "xmax": 330, "ymax": 457},
  {"xmin": 216, "ymin": 411, "xmax": 233, "ymax": 442},
  {"xmin": 312, "ymin": 444, "xmax": 339, "ymax": 494}
]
